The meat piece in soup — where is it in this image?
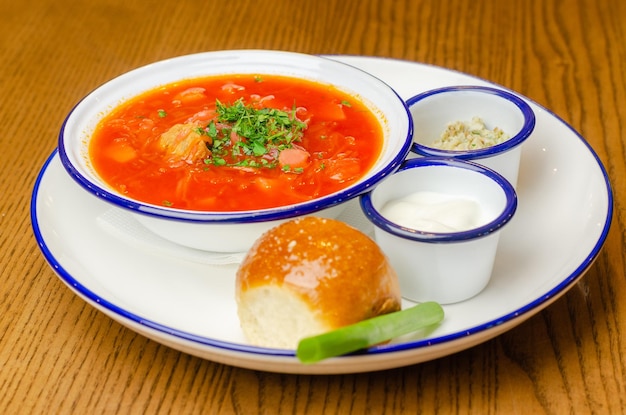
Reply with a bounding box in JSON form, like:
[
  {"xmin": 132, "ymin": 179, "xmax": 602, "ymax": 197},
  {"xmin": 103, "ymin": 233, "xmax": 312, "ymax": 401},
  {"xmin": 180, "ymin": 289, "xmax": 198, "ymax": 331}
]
[{"xmin": 158, "ymin": 123, "xmax": 211, "ymax": 166}]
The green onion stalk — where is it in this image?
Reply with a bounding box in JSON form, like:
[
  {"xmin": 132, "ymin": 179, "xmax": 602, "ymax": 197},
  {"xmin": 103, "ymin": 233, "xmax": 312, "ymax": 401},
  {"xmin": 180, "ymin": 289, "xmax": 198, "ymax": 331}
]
[{"xmin": 296, "ymin": 301, "xmax": 444, "ymax": 364}]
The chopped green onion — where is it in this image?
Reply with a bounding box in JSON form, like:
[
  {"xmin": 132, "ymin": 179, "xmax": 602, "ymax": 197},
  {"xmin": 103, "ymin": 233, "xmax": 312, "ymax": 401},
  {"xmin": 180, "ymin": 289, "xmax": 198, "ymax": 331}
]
[{"xmin": 296, "ymin": 301, "xmax": 444, "ymax": 364}]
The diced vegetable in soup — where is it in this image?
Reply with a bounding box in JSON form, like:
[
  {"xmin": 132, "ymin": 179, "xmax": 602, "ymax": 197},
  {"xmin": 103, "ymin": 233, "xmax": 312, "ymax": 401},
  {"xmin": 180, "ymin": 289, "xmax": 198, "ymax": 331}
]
[{"xmin": 89, "ymin": 74, "xmax": 384, "ymax": 211}]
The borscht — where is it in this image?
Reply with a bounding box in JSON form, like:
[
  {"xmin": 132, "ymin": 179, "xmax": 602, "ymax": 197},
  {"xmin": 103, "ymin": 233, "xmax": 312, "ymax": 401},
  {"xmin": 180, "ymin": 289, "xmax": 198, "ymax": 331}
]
[{"xmin": 89, "ymin": 74, "xmax": 383, "ymax": 211}]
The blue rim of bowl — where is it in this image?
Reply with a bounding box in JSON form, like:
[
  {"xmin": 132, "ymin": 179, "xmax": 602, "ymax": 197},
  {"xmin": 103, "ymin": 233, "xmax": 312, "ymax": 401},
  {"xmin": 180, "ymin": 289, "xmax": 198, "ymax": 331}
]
[
  {"xmin": 407, "ymin": 85, "xmax": 536, "ymax": 160},
  {"xmin": 57, "ymin": 51, "xmax": 414, "ymax": 224},
  {"xmin": 360, "ymin": 157, "xmax": 518, "ymax": 243}
]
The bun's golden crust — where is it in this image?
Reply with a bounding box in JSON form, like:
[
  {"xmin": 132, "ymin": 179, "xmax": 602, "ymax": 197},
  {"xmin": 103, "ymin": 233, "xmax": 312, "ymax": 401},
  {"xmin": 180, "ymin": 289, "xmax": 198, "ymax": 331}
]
[{"xmin": 236, "ymin": 217, "xmax": 401, "ymax": 340}]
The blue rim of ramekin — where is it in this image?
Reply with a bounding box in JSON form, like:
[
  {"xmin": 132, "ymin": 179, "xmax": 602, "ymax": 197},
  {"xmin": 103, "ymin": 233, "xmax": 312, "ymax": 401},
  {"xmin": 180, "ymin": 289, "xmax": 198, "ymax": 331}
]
[
  {"xmin": 407, "ymin": 85, "xmax": 536, "ymax": 160},
  {"xmin": 57, "ymin": 52, "xmax": 414, "ymax": 224},
  {"xmin": 360, "ymin": 157, "xmax": 518, "ymax": 243}
]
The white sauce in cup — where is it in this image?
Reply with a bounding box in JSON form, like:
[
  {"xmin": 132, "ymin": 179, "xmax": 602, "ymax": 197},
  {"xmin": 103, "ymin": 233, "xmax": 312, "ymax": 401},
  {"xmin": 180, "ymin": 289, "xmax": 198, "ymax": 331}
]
[{"xmin": 380, "ymin": 191, "xmax": 486, "ymax": 233}]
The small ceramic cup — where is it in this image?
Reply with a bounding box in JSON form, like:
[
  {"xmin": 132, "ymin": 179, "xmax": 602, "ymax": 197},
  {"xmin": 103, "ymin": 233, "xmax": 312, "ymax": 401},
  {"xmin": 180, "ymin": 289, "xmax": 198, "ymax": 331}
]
[
  {"xmin": 407, "ymin": 85, "xmax": 535, "ymax": 188},
  {"xmin": 360, "ymin": 157, "xmax": 517, "ymax": 304}
]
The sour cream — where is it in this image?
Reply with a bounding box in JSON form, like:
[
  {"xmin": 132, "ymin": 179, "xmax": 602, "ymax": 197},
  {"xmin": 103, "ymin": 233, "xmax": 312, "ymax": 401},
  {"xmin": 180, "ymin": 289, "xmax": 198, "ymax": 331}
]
[{"xmin": 380, "ymin": 191, "xmax": 485, "ymax": 233}]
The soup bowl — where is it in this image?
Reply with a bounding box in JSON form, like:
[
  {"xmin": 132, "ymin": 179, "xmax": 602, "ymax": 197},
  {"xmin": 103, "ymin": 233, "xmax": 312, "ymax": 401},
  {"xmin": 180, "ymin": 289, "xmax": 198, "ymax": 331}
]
[{"xmin": 58, "ymin": 50, "xmax": 413, "ymax": 252}]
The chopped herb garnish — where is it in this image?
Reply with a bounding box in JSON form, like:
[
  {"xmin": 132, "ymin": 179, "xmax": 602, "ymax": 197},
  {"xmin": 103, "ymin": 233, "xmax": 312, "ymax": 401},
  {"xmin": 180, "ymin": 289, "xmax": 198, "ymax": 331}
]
[
  {"xmin": 213, "ymin": 157, "xmax": 227, "ymax": 166},
  {"xmin": 197, "ymin": 98, "xmax": 307, "ymax": 169},
  {"xmin": 254, "ymin": 76, "xmax": 264, "ymax": 83},
  {"xmin": 162, "ymin": 200, "xmax": 173, "ymax": 207},
  {"xmin": 341, "ymin": 100, "xmax": 352, "ymax": 107},
  {"xmin": 158, "ymin": 109, "xmax": 167, "ymax": 118}
]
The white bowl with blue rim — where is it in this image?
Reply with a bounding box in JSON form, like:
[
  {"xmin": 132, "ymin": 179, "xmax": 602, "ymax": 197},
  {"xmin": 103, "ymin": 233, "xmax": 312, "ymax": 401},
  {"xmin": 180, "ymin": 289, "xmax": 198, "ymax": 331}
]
[
  {"xmin": 407, "ymin": 85, "xmax": 535, "ymax": 187},
  {"xmin": 360, "ymin": 157, "xmax": 517, "ymax": 304},
  {"xmin": 58, "ymin": 50, "xmax": 414, "ymax": 253}
]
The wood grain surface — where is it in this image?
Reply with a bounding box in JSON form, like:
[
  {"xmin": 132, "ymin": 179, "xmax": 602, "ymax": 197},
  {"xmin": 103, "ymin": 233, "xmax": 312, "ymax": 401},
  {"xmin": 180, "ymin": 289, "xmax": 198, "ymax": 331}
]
[{"xmin": 1, "ymin": 0, "xmax": 625, "ymax": 413}]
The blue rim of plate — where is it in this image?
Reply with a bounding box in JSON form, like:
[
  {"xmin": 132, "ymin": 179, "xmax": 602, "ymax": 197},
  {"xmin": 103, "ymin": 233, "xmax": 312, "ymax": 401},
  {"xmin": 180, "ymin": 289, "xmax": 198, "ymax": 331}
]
[{"xmin": 31, "ymin": 51, "xmax": 614, "ymax": 360}]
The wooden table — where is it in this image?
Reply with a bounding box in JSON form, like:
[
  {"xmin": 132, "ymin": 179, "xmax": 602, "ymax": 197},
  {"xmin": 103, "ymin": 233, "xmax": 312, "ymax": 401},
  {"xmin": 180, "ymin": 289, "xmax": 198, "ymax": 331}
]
[{"xmin": 2, "ymin": 0, "xmax": 625, "ymax": 413}]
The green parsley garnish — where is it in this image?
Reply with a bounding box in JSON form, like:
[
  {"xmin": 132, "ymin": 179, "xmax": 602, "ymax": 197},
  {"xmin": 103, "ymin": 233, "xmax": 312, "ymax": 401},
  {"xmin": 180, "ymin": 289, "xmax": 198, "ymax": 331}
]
[
  {"xmin": 158, "ymin": 109, "xmax": 167, "ymax": 118},
  {"xmin": 198, "ymin": 98, "xmax": 307, "ymax": 168},
  {"xmin": 341, "ymin": 100, "xmax": 352, "ymax": 107}
]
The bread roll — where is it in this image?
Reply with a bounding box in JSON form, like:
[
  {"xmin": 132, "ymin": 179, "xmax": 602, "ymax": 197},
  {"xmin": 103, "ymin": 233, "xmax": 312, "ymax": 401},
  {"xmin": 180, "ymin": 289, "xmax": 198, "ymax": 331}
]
[{"xmin": 235, "ymin": 216, "xmax": 401, "ymax": 349}]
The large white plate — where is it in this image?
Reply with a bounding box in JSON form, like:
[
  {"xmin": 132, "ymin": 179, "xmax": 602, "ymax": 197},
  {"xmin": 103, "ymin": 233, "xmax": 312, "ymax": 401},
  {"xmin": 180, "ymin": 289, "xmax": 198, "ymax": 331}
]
[{"xmin": 31, "ymin": 56, "xmax": 612, "ymax": 374}]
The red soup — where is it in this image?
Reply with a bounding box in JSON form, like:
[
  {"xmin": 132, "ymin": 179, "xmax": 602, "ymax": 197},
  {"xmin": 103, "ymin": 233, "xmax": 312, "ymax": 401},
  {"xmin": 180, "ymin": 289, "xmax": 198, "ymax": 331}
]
[{"xmin": 90, "ymin": 74, "xmax": 383, "ymax": 211}]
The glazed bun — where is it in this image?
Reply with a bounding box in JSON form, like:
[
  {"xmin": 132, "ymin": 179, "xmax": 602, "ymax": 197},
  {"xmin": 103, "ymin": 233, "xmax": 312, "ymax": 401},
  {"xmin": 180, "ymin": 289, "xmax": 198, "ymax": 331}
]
[{"xmin": 235, "ymin": 216, "xmax": 401, "ymax": 349}]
